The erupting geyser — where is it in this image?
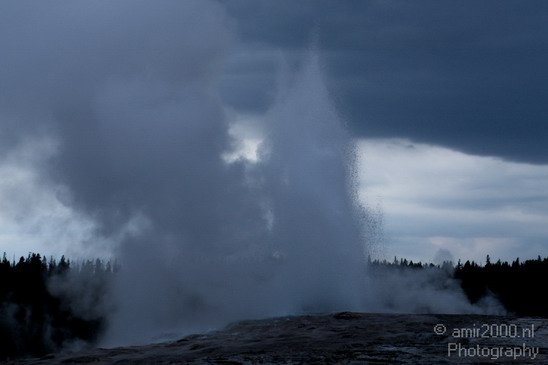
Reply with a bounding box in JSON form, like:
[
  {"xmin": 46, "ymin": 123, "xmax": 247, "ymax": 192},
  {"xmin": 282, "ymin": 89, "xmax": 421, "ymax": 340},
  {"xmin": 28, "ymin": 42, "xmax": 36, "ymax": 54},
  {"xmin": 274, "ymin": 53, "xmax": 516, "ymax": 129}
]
[{"xmin": 100, "ymin": 48, "xmax": 369, "ymax": 345}]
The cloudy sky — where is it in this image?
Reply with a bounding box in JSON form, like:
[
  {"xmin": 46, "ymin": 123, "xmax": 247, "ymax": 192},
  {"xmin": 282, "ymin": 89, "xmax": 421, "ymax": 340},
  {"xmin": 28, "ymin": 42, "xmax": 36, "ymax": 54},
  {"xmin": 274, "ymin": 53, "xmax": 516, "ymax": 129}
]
[{"xmin": 1, "ymin": 0, "xmax": 547, "ymax": 264}]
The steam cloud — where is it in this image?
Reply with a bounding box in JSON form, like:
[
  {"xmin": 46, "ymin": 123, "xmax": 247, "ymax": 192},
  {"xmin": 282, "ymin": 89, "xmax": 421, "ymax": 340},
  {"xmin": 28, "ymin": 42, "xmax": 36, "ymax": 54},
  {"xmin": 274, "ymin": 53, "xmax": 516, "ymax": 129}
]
[
  {"xmin": 0, "ymin": 0, "xmax": 501, "ymax": 347},
  {"xmin": 3, "ymin": 0, "xmax": 367, "ymax": 344}
]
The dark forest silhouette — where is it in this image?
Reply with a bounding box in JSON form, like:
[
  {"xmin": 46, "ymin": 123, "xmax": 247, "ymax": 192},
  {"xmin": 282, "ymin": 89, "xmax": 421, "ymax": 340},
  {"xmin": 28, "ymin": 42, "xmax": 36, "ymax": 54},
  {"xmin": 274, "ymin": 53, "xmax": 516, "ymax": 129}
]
[
  {"xmin": 0, "ymin": 253, "xmax": 116, "ymax": 360},
  {"xmin": 1, "ymin": 252, "xmax": 547, "ymax": 360},
  {"xmin": 369, "ymin": 255, "xmax": 548, "ymax": 317}
]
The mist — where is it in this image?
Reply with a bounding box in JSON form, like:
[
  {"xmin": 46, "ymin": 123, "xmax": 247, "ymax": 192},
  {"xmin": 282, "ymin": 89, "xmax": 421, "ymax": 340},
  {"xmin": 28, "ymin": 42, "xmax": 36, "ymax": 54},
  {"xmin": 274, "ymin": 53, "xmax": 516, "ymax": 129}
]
[
  {"xmin": 101, "ymin": 44, "xmax": 370, "ymax": 345},
  {"xmin": 0, "ymin": 1, "xmax": 502, "ymax": 348}
]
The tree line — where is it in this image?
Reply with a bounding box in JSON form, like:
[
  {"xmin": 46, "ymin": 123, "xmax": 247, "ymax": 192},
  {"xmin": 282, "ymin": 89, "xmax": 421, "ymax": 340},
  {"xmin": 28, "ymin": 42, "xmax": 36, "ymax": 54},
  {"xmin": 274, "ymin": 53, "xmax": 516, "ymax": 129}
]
[
  {"xmin": 0, "ymin": 253, "xmax": 116, "ymax": 360},
  {"xmin": 454, "ymin": 255, "xmax": 547, "ymax": 317},
  {"xmin": 369, "ymin": 255, "xmax": 548, "ymax": 317},
  {"xmin": 1, "ymin": 252, "xmax": 546, "ymax": 360}
]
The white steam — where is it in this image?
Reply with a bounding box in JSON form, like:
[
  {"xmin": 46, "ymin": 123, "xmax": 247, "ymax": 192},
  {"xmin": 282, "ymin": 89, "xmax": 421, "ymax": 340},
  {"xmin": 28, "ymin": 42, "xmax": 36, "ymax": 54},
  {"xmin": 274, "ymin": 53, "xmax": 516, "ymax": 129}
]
[{"xmin": 101, "ymin": 49, "xmax": 369, "ymax": 345}]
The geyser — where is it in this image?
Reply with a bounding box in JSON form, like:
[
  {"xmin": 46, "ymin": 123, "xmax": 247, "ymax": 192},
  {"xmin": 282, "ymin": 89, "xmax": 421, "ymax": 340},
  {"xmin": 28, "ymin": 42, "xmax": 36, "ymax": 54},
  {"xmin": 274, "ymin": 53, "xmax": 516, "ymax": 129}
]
[{"xmin": 99, "ymin": 47, "xmax": 369, "ymax": 344}]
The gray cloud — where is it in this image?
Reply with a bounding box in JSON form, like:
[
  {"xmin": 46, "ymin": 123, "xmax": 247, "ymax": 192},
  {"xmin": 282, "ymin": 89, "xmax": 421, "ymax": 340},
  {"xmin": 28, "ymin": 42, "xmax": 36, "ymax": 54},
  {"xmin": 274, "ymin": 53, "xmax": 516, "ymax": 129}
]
[
  {"xmin": 1, "ymin": 0, "xmax": 234, "ymax": 233},
  {"xmin": 0, "ymin": 0, "xmax": 265, "ymax": 343}
]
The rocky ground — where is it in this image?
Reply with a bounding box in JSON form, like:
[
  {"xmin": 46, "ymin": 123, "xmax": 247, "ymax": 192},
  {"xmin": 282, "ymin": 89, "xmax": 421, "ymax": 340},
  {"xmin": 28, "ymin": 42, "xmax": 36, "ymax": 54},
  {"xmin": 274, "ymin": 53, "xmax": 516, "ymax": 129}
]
[{"xmin": 4, "ymin": 312, "xmax": 547, "ymax": 364}]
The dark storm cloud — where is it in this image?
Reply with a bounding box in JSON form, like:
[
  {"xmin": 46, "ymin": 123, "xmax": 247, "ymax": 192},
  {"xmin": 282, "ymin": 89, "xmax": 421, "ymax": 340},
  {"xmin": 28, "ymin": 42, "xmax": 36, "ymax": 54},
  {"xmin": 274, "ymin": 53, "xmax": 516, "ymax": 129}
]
[{"xmin": 223, "ymin": 0, "xmax": 548, "ymax": 163}]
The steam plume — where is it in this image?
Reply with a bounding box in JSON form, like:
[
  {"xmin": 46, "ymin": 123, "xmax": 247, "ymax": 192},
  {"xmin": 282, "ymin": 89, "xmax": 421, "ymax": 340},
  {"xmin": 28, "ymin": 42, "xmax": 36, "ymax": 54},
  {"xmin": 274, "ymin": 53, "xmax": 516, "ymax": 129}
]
[{"xmin": 99, "ymin": 46, "xmax": 370, "ymax": 344}]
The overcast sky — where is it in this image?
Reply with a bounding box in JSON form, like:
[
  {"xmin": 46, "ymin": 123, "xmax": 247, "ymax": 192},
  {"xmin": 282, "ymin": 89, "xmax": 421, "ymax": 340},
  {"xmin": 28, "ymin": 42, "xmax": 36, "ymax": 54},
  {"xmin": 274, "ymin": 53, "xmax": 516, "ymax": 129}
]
[{"xmin": 1, "ymin": 0, "xmax": 547, "ymax": 264}]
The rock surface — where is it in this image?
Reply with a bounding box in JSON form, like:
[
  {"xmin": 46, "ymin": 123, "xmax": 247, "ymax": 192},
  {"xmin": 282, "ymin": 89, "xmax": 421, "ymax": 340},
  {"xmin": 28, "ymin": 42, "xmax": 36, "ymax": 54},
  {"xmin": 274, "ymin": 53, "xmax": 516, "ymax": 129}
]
[{"xmin": 5, "ymin": 313, "xmax": 547, "ymax": 364}]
